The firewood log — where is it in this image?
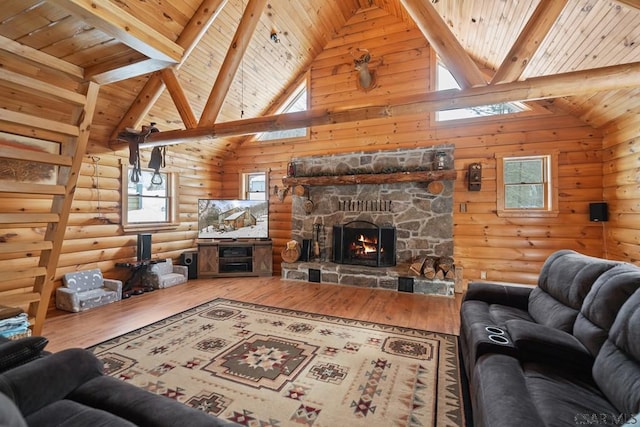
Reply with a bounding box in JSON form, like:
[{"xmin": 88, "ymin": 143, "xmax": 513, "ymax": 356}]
[
  {"xmin": 423, "ymin": 257, "xmax": 437, "ymax": 279},
  {"xmin": 438, "ymin": 256, "xmax": 454, "ymax": 273},
  {"xmin": 410, "ymin": 258, "xmax": 426, "ymax": 276}
]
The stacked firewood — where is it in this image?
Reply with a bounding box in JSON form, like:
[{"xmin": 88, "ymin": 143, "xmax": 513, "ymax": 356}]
[{"xmin": 409, "ymin": 256, "xmax": 456, "ymax": 280}]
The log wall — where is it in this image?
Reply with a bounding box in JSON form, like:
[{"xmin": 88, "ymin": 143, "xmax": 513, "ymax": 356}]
[
  {"xmin": 602, "ymin": 116, "xmax": 640, "ymax": 264},
  {"xmin": 223, "ymin": 7, "xmax": 609, "ymax": 285}
]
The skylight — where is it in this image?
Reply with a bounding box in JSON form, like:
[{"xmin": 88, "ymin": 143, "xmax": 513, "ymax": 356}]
[
  {"xmin": 435, "ymin": 62, "xmax": 527, "ymax": 121},
  {"xmin": 258, "ymin": 81, "xmax": 308, "ymax": 141}
]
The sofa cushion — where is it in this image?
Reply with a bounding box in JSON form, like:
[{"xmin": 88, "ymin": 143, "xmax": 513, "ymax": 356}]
[
  {"xmin": 523, "ymin": 361, "xmax": 618, "ymax": 426},
  {"xmin": 574, "ymin": 263, "xmax": 640, "ymax": 357},
  {"xmin": 26, "ymin": 399, "xmax": 137, "ymax": 427},
  {"xmin": 62, "ymin": 269, "xmax": 105, "ymax": 292},
  {"xmin": 592, "ymin": 288, "xmax": 640, "ymax": 416},
  {"xmin": 528, "ymin": 250, "xmax": 619, "ymax": 332},
  {"xmin": 473, "ymin": 353, "xmax": 618, "ymax": 427}
]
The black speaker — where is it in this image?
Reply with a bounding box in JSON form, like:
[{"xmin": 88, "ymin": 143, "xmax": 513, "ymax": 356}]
[
  {"xmin": 137, "ymin": 233, "xmax": 152, "ymax": 261},
  {"xmin": 589, "ymin": 202, "xmax": 608, "ymax": 222},
  {"xmin": 180, "ymin": 251, "xmax": 198, "ymax": 279}
]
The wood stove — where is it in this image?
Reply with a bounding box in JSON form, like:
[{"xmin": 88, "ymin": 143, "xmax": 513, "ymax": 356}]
[{"xmin": 332, "ymin": 220, "xmax": 396, "ymax": 267}]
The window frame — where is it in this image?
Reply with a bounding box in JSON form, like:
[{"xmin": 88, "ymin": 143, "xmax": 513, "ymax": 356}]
[
  {"xmin": 496, "ymin": 151, "xmax": 559, "ymax": 218},
  {"xmin": 121, "ymin": 162, "xmax": 180, "ymax": 232},
  {"xmin": 241, "ymin": 171, "xmax": 269, "ymax": 201}
]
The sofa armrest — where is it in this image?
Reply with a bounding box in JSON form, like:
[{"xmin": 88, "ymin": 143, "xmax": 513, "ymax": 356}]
[
  {"xmin": 70, "ymin": 375, "xmax": 239, "ymax": 427},
  {"xmin": 56, "ymin": 287, "xmax": 80, "ymax": 305},
  {"xmin": 172, "ymin": 265, "xmax": 188, "ymax": 278},
  {"xmin": 0, "ymin": 348, "xmax": 103, "ymax": 416},
  {"xmin": 0, "ymin": 336, "xmax": 48, "ymax": 373},
  {"xmin": 505, "ymin": 319, "xmax": 594, "ymax": 371},
  {"xmin": 103, "ymin": 279, "xmax": 123, "ymax": 300},
  {"xmin": 463, "ymin": 281, "xmax": 532, "ymax": 310}
]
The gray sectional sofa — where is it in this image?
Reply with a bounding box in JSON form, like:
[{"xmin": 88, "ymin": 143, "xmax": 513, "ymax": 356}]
[
  {"xmin": 0, "ymin": 343, "xmax": 238, "ymax": 426},
  {"xmin": 460, "ymin": 249, "xmax": 640, "ymax": 427}
]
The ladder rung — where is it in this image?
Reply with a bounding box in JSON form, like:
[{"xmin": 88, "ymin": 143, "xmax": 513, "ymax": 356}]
[
  {"xmin": 0, "ymin": 292, "xmax": 41, "ymax": 306},
  {"xmin": 0, "ymin": 146, "xmax": 73, "ymax": 167},
  {"xmin": 0, "ymin": 213, "xmax": 60, "ymax": 224},
  {"xmin": 1, "ymin": 267, "xmax": 48, "ymax": 282},
  {"xmin": 0, "ymin": 241, "xmax": 53, "ymax": 254},
  {"xmin": 0, "ymin": 181, "xmax": 65, "ymax": 195}
]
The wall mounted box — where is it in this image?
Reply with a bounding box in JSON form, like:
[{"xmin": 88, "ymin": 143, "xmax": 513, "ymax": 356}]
[{"xmin": 589, "ymin": 202, "xmax": 608, "ymax": 222}]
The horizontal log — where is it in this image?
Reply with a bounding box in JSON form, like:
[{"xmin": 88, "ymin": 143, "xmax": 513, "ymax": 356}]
[
  {"xmin": 128, "ymin": 62, "xmax": 640, "ymax": 148},
  {"xmin": 282, "ymin": 169, "xmax": 457, "ymax": 186}
]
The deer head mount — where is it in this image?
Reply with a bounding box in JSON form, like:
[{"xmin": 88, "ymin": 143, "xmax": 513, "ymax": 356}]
[{"xmin": 352, "ymin": 49, "xmax": 377, "ymax": 91}]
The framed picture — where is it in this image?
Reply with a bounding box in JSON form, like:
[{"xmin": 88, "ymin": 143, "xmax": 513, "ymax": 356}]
[{"xmin": 0, "ymin": 132, "xmax": 59, "ymax": 184}]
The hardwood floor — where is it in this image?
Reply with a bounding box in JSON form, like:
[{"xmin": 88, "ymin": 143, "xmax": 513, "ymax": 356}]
[{"xmin": 42, "ymin": 277, "xmax": 463, "ymax": 353}]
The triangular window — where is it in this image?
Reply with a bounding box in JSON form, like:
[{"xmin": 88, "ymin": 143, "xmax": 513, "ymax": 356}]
[
  {"xmin": 435, "ymin": 61, "xmax": 527, "ymax": 121},
  {"xmin": 258, "ymin": 81, "xmax": 308, "ymax": 141}
]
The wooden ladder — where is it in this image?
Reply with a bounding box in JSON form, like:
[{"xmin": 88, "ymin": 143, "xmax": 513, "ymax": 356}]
[{"xmin": 0, "ymin": 37, "xmax": 100, "ymax": 335}]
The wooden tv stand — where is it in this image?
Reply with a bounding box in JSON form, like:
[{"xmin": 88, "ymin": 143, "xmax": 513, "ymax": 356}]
[{"xmin": 197, "ymin": 240, "xmax": 273, "ymax": 278}]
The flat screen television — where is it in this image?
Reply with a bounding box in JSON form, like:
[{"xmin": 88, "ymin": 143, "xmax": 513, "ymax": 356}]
[{"xmin": 198, "ymin": 199, "xmax": 269, "ymax": 240}]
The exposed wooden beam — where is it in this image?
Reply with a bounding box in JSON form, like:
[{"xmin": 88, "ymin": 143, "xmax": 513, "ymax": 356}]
[
  {"xmin": 50, "ymin": 0, "xmax": 183, "ymax": 63},
  {"xmin": 399, "ymin": 0, "xmax": 486, "ymax": 88},
  {"xmin": 177, "ymin": 0, "xmax": 231, "ymax": 60},
  {"xmin": 198, "ymin": 0, "xmax": 269, "ymax": 126},
  {"xmin": 617, "ymin": 0, "xmax": 640, "ymax": 10},
  {"xmin": 491, "ymin": 0, "xmax": 568, "ymax": 85},
  {"xmin": 160, "ymin": 68, "xmax": 198, "ymax": 129},
  {"xmin": 133, "ymin": 62, "xmax": 640, "ymax": 147},
  {"xmin": 111, "ymin": 0, "xmax": 228, "ymax": 138},
  {"xmin": 86, "ymin": 58, "xmax": 174, "ymax": 85}
]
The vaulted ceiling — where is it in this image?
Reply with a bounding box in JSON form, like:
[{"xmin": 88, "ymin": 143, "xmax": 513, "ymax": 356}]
[{"xmin": 1, "ymin": 0, "xmax": 640, "ymax": 156}]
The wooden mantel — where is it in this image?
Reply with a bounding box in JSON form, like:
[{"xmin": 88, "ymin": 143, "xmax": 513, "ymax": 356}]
[{"xmin": 282, "ymin": 169, "xmax": 457, "ymax": 186}]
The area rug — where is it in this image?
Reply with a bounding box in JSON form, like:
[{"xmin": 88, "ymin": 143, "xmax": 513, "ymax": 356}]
[{"xmin": 89, "ymin": 298, "xmax": 465, "ymax": 427}]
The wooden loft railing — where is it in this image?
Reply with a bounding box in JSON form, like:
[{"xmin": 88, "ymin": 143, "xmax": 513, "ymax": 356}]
[{"xmin": 0, "ymin": 39, "xmax": 99, "ymax": 335}]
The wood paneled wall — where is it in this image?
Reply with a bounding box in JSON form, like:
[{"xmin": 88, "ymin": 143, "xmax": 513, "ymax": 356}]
[
  {"xmin": 602, "ymin": 116, "xmax": 640, "ymax": 264},
  {"xmin": 224, "ymin": 7, "xmax": 608, "ymax": 284}
]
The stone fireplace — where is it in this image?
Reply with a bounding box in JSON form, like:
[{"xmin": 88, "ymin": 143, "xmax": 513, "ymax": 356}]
[{"xmin": 281, "ymin": 146, "xmax": 458, "ymax": 296}]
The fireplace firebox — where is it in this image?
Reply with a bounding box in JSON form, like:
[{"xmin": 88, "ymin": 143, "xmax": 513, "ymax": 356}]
[{"xmin": 333, "ymin": 221, "xmax": 396, "ymax": 267}]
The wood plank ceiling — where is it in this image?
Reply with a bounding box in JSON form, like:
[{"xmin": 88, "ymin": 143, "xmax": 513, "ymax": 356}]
[{"xmin": 0, "ymin": 0, "xmax": 640, "ymax": 156}]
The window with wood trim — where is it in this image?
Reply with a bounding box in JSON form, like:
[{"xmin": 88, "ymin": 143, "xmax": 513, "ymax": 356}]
[
  {"xmin": 496, "ymin": 152, "xmax": 559, "ymax": 218},
  {"xmin": 242, "ymin": 171, "xmax": 267, "ymax": 201},
  {"xmin": 121, "ymin": 163, "xmax": 179, "ymax": 232}
]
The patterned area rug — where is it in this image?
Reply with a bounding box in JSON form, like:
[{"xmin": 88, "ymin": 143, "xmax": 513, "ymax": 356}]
[{"xmin": 89, "ymin": 298, "xmax": 465, "ymax": 427}]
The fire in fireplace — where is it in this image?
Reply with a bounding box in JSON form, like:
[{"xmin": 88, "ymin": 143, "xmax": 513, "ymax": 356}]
[{"xmin": 333, "ymin": 220, "xmax": 396, "ymax": 267}]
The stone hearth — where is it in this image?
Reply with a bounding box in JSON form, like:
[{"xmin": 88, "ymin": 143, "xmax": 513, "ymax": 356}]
[
  {"xmin": 281, "ymin": 261, "xmax": 455, "ymax": 296},
  {"xmin": 281, "ymin": 146, "xmax": 457, "ymax": 296}
]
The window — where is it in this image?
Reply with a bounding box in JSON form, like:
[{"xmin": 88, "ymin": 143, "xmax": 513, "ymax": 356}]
[
  {"xmin": 496, "ymin": 152, "xmax": 559, "ymax": 218},
  {"xmin": 257, "ymin": 81, "xmax": 308, "ymax": 141},
  {"xmin": 435, "ymin": 61, "xmax": 527, "ymax": 121},
  {"xmin": 242, "ymin": 172, "xmax": 267, "ymax": 201},
  {"xmin": 121, "ymin": 164, "xmax": 179, "ymax": 231}
]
